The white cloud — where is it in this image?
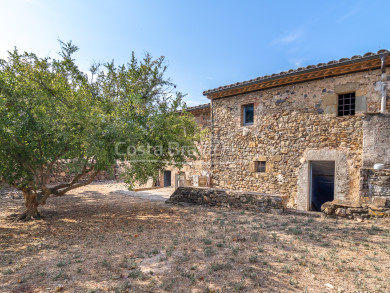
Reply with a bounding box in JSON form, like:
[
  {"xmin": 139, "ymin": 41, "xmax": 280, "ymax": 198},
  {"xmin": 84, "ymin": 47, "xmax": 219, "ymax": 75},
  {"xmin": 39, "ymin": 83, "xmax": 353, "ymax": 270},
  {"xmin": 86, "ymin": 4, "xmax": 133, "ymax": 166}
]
[
  {"xmin": 289, "ymin": 58, "xmax": 305, "ymax": 68},
  {"xmin": 271, "ymin": 29, "xmax": 304, "ymax": 45},
  {"xmin": 337, "ymin": 9, "xmax": 358, "ymax": 23}
]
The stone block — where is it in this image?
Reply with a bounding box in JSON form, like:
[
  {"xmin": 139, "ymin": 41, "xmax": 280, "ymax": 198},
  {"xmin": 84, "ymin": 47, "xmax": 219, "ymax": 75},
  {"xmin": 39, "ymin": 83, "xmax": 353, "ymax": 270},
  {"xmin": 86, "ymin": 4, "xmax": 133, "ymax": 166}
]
[
  {"xmin": 355, "ymin": 96, "xmax": 367, "ymax": 113},
  {"xmin": 322, "ymin": 94, "xmax": 337, "ymax": 106},
  {"xmin": 253, "ymin": 155, "xmax": 267, "ymax": 162},
  {"xmin": 272, "ymin": 155, "xmax": 282, "ymax": 162},
  {"xmin": 334, "ymin": 82, "xmax": 359, "ymax": 94},
  {"xmin": 356, "ymin": 89, "xmax": 368, "ymax": 96},
  {"xmin": 371, "ymin": 197, "xmax": 388, "ymax": 207},
  {"xmin": 335, "ymin": 207, "xmax": 347, "ymax": 217},
  {"xmin": 323, "ymin": 105, "xmax": 337, "ymax": 115}
]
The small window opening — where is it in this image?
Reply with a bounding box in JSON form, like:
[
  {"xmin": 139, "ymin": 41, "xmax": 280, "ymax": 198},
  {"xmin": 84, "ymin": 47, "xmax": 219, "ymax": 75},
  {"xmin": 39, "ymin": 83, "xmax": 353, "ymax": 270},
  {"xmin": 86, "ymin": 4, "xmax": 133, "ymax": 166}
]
[
  {"xmin": 243, "ymin": 104, "xmax": 254, "ymax": 125},
  {"xmin": 338, "ymin": 93, "xmax": 355, "ymax": 116},
  {"xmin": 255, "ymin": 161, "xmax": 266, "ymax": 173}
]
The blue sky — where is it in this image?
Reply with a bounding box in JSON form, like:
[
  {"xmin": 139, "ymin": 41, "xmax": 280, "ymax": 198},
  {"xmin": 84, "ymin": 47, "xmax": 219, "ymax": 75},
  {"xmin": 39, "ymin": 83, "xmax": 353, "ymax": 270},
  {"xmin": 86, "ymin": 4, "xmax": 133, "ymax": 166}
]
[{"xmin": 1, "ymin": 0, "xmax": 389, "ymax": 106}]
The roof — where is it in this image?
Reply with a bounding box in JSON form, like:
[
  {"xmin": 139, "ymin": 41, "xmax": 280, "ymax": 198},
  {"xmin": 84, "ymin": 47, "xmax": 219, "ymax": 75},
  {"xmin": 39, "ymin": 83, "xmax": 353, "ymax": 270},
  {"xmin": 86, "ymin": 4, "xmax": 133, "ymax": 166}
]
[
  {"xmin": 203, "ymin": 49, "xmax": 390, "ymax": 99},
  {"xmin": 184, "ymin": 103, "xmax": 210, "ymax": 112}
]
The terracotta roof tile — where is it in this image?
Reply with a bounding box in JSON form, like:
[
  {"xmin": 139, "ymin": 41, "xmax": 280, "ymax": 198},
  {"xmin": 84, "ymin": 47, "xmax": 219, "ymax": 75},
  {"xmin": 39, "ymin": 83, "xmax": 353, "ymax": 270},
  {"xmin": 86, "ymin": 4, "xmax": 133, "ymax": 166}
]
[{"xmin": 203, "ymin": 49, "xmax": 389, "ymax": 96}]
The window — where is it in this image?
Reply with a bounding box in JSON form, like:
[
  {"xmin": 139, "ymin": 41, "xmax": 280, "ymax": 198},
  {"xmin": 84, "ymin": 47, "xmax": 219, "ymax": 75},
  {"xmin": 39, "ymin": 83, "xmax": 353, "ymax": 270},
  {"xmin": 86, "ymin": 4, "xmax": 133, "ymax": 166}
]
[
  {"xmin": 338, "ymin": 93, "xmax": 355, "ymax": 116},
  {"xmin": 255, "ymin": 161, "xmax": 266, "ymax": 173},
  {"xmin": 243, "ymin": 104, "xmax": 254, "ymax": 125}
]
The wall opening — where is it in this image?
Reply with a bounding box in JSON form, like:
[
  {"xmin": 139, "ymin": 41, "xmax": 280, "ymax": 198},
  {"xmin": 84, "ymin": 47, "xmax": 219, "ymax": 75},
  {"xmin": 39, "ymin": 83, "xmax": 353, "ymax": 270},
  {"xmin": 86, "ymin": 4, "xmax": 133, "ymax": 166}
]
[
  {"xmin": 164, "ymin": 170, "xmax": 172, "ymax": 187},
  {"xmin": 309, "ymin": 161, "xmax": 335, "ymax": 211}
]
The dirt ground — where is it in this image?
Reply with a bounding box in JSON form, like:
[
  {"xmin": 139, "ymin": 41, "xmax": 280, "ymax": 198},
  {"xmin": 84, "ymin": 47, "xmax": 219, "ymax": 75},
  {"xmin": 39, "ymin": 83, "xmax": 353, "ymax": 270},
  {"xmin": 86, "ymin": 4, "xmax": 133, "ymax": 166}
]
[{"xmin": 0, "ymin": 182, "xmax": 389, "ymax": 293}]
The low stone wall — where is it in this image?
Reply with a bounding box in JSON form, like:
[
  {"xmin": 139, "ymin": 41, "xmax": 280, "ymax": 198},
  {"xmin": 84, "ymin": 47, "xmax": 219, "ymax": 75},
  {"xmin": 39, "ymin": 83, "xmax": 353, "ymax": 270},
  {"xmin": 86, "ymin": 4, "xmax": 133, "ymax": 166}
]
[
  {"xmin": 321, "ymin": 199, "xmax": 390, "ymax": 219},
  {"xmin": 360, "ymin": 168, "xmax": 390, "ymax": 208},
  {"xmin": 166, "ymin": 187, "xmax": 287, "ymax": 213}
]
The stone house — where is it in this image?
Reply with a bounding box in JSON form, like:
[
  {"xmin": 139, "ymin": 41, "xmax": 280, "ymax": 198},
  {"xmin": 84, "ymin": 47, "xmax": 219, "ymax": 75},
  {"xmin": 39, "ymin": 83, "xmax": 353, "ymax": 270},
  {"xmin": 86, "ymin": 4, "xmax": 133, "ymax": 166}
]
[
  {"xmin": 200, "ymin": 50, "xmax": 390, "ymax": 211},
  {"xmin": 157, "ymin": 103, "xmax": 211, "ymax": 188}
]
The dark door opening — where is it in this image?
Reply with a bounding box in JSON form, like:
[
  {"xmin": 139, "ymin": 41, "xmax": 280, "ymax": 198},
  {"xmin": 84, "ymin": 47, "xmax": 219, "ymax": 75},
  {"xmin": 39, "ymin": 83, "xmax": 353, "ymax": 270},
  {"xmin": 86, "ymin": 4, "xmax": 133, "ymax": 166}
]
[
  {"xmin": 310, "ymin": 161, "xmax": 335, "ymax": 211},
  {"xmin": 164, "ymin": 171, "xmax": 171, "ymax": 187}
]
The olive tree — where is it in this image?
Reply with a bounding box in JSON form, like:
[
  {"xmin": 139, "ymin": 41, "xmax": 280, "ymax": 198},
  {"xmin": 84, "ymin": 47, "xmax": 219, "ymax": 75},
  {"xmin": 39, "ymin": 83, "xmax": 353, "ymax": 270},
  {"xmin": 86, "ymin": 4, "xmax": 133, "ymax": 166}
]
[{"xmin": 0, "ymin": 41, "xmax": 199, "ymax": 220}]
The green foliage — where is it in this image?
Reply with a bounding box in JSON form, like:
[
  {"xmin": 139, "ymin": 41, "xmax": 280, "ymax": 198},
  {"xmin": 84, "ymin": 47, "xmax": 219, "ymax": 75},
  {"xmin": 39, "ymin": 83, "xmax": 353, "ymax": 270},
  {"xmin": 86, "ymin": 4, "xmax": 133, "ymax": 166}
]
[{"xmin": 0, "ymin": 41, "xmax": 199, "ymax": 196}]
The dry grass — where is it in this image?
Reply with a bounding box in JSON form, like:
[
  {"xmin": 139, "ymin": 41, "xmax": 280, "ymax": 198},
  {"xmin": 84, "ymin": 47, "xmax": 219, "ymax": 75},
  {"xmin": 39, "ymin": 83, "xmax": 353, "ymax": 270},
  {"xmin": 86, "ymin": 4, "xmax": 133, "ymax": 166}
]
[{"xmin": 1, "ymin": 182, "xmax": 390, "ymax": 293}]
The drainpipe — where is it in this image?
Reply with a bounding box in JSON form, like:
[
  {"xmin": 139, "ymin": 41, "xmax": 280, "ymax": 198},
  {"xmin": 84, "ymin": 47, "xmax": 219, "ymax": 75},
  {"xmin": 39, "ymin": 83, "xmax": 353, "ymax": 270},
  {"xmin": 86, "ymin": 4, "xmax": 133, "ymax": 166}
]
[
  {"xmin": 210, "ymin": 98, "xmax": 214, "ymax": 185},
  {"xmin": 380, "ymin": 54, "xmax": 388, "ymax": 113}
]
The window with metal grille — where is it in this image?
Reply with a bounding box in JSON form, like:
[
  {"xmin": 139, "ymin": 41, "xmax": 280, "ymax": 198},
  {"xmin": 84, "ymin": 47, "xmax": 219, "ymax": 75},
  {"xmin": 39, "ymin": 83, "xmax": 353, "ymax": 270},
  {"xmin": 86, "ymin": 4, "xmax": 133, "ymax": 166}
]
[
  {"xmin": 243, "ymin": 104, "xmax": 254, "ymax": 125},
  {"xmin": 255, "ymin": 161, "xmax": 266, "ymax": 173},
  {"xmin": 338, "ymin": 93, "xmax": 355, "ymax": 116}
]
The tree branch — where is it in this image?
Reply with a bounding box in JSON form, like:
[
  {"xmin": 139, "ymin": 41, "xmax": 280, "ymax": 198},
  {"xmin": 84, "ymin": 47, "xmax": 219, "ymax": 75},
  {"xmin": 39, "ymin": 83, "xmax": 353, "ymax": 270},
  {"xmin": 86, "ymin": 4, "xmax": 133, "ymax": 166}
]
[{"xmin": 52, "ymin": 171, "xmax": 99, "ymax": 196}]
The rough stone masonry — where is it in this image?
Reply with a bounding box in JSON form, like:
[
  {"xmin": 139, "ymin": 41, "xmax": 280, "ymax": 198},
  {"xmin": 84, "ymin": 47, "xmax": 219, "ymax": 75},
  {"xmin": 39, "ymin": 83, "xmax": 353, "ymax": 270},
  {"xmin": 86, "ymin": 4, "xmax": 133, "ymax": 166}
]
[{"xmin": 202, "ymin": 51, "xmax": 390, "ymax": 213}]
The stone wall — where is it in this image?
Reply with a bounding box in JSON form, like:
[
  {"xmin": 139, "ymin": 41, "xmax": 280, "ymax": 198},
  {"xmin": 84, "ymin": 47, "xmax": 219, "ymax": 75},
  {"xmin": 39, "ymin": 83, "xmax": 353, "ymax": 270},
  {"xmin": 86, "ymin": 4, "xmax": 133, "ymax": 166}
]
[
  {"xmin": 47, "ymin": 162, "xmax": 117, "ymax": 184},
  {"xmin": 211, "ymin": 68, "xmax": 389, "ymax": 209},
  {"xmin": 161, "ymin": 107, "xmax": 211, "ymax": 188},
  {"xmin": 362, "ymin": 113, "xmax": 390, "ymax": 168},
  {"xmin": 321, "ymin": 199, "xmax": 390, "ymax": 219},
  {"xmin": 360, "ymin": 168, "xmax": 390, "ymax": 202},
  {"xmin": 167, "ymin": 187, "xmax": 286, "ymax": 213}
]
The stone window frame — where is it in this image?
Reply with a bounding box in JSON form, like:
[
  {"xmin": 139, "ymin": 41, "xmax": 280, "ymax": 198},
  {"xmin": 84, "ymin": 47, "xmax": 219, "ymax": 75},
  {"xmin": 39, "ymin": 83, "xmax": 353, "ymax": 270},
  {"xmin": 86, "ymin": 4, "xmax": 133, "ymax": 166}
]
[
  {"xmin": 242, "ymin": 103, "xmax": 254, "ymax": 126},
  {"xmin": 255, "ymin": 161, "xmax": 266, "ymax": 173},
  {"xmin": 322, "ymin": 82, "xmax": 367, "ymax": 115},
  {"xmin": 251, "ymin": 155, "xmax": 272, "ymax": 174},
  {"xmin": 337, "ymin": 92, "xmax": 356, "ymax": 117}
]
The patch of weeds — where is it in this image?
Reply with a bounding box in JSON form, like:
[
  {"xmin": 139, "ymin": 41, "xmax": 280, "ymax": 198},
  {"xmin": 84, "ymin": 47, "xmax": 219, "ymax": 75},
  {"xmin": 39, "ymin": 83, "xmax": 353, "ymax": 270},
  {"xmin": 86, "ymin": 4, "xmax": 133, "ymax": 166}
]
[
  {"xmin": 137, "ymin": 225, "xmax": 143, "ymax": 233},
  {"xmin": 52, "ymin": 270, "xmax": 70, "ymax": 281},
  {"xmin": 368, "ymin": 225, "xmax": 383, "ymax": 235},
  {"xmin": 204, "ymin": 247, "xmax": 215, "ymax": 257},
  {"xmin": 231, "ymin": 280, "xmax": 245, "ymax": 292},
  {"xmin": 232, "ymin": 247, "xmax": 239, "ymax": 256},
  {"xmin": 271, "ymin": 233, "xmax": 278, "ymax": 242},
  {"xmin": 2, "ymin": 268, "xmax": 13, "ymax": 275},
  {"xmin": 211, "ymin": 262, "xmax": 232, "ymax": 271},
  {"xmin": 147, "ymin": 248, "xmax": 160, "ymax": 257},
  {"xmin": 249, "ymin": 256, "xmax": 258, "ymax": 263},
  {"xmin": 118, "ymin": 281, "xmax": 131, "ymax": 292},
  {"xmin": 257, "ymin": 245, "xmax": 264, "ymax": 252},
  {"xmin": 137, "ymin": 249, "xmax": 145, "ymax": 258},
  {"xmin": 164, "ymin": 279, "xmax": 176, "ymax": 291},
  {"xmin": 181, "ymin": 272, "xmax": 196, "ymax": 284},
  {"xmin": 238, "ymin": 219, "xmax": 249, "ymax": 224},
  {"xmin": 128, "ymin": 269, "xmax": 143, "ymax": 279},
  {"xmin": 56, "ymin": 260, "xmax": 68, "ymax": 268},
  {"xmin": 179, "ymin": 253, "xmax": 190, "ymax": 262},
  {"xmin": 202, "ymin": 238, "xmax": 212, "ymax": 245},
  {"xmin": 101, "ymin": 259, "xmax": 112, "ymax": 269},
  {"xmin": 287, "ymin": 227, "xmax": 302, "ymax": 235},
  {"xmin": 289, "ymin": 278, "xmax": 299, "ymax": 286},
  {"xmin": 216, "ymin": 242, "xmax": 224, "ymax": 248},
  {"xmin": 250, "ymin": 232, "xmax": 259, "ymax": 242},
  {"xmin": 283, "ymin": 265, "xmax": 292, "ymax": 274},
  {"xmin": 119, "ymin": 256, "xmax": 138, "ymax": 269},
  {"xmin": 166, "ymin": 246, "xmax": 173, "ymax": 257}
]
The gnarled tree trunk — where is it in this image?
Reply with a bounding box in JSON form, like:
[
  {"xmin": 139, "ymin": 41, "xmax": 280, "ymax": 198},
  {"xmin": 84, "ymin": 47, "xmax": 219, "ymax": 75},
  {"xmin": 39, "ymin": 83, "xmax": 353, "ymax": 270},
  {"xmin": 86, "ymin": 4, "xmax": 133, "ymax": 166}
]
[{"xmin": 18, "ymin": 189, "xmax": 41, "ymax": 221}]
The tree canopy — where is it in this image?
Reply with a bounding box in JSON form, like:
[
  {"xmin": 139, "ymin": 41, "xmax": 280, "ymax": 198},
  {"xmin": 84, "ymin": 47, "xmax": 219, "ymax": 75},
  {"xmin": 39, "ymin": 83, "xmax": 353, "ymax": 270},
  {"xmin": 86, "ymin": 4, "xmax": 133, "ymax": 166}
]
[{"xmin": 0, "ymin": 41, "xmax": 199, "ymax": 220}]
